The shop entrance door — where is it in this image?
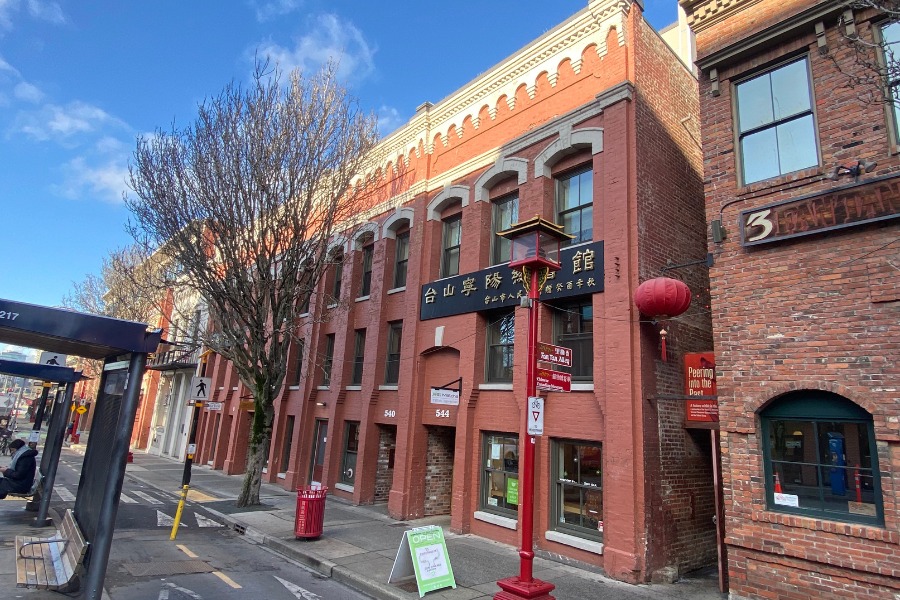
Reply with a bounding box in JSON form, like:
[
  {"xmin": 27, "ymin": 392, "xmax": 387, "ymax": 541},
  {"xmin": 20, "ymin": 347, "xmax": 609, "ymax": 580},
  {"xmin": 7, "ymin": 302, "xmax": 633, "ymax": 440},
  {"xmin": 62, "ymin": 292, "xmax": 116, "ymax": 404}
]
[{"xmin": 310, "ymin": 419, "xmax": 327, "ymax": 485}]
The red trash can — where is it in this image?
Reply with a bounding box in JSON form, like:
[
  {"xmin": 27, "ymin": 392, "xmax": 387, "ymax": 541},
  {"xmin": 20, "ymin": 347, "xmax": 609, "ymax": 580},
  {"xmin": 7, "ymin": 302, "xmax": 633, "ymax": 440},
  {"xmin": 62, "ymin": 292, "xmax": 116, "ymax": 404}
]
[{"xmin": 295, "ymin": 486, "xmax": 327, "ymax": 539}]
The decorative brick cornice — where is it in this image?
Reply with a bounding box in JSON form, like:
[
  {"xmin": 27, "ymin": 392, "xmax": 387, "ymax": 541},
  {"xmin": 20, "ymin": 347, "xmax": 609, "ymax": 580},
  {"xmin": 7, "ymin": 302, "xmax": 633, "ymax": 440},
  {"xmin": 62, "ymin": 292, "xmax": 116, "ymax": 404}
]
[
  {"xmin": 366, "ymin": 0, "xmax": 635, "ymax": 183},
  {"xmin": 679, "ymin": 0, "xmax": 764, "ymax": 33}
]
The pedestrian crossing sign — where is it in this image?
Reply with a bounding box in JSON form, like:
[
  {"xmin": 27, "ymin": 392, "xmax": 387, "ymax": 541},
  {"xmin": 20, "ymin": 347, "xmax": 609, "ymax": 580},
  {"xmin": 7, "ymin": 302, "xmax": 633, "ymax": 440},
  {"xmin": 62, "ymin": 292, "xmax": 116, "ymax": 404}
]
[{"xmin": 190, "ymin": 377, "xmax": 212, "ymax": 401}]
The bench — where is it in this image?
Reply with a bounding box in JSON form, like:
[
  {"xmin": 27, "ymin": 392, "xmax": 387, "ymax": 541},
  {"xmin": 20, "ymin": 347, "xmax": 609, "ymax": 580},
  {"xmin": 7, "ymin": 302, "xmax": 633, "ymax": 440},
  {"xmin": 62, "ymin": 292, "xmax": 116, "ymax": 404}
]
[{"xmin": 15, "ymin": 509, "xmax": 88, "ymax": 591}]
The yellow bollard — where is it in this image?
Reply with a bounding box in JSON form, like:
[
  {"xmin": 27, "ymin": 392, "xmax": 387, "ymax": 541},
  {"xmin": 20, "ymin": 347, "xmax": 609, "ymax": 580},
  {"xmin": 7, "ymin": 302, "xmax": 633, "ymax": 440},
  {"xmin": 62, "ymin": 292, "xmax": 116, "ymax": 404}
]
[{"xmin": 170, "ymin": 484, "xmax": 190, "ymax": 540}]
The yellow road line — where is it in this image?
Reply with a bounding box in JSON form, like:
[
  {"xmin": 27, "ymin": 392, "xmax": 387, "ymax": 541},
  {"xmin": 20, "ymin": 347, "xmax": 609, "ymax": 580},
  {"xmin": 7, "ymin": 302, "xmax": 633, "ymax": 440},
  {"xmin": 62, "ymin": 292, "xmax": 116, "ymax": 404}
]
[
  {"xmin": 176, "ymin": 544, "xmax": 198, "ymax": 559},
  {"xmin": 212, "ymin": 571, "xmax": 242, "ymax": 589}
]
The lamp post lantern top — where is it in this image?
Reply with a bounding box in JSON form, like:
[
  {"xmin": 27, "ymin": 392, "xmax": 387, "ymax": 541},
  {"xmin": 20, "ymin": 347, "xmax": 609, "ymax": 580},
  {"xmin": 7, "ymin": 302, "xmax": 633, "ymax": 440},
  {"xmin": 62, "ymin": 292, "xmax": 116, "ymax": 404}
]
[{"xmin": 497, "ymin": 215, "xmax": 573, "ymax": 271}]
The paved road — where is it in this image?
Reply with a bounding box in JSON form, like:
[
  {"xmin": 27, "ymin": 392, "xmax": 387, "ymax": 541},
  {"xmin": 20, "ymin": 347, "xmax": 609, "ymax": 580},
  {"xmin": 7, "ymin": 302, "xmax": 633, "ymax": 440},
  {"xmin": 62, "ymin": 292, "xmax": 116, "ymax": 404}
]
[{"xmin": 45, "ymin": 449, "xmax": 372, "ymax": 600}]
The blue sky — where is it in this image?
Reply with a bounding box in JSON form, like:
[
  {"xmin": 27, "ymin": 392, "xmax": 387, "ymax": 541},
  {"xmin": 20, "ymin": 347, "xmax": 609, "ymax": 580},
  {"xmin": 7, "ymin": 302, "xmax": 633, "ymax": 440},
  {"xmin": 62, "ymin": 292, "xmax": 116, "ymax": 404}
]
[{"xmin": 0, "ymin": 0, "xmax": 678, "ymax": 311}]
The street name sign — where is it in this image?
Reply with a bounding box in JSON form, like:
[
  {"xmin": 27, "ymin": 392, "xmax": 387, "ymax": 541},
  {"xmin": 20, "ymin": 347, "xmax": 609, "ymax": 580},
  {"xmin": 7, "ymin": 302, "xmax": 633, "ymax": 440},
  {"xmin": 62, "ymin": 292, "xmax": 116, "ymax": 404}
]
[
  {"xmin": 536, "ymin": 367, "xmax": 571, "ymax": 392},
  {"xmin": 537, "ymin": 343, "xmax": 572, "ymax": 368}
]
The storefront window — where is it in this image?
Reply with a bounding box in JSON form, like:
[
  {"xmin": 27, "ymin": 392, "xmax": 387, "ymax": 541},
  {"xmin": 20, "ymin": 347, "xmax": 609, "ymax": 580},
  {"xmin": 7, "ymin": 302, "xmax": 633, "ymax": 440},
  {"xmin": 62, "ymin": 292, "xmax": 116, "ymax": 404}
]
[
  {"xmin": 482, "ymin": 433, "xmax": 519, "ymax": 516},
  {"xmin": 761, "ymin": 392, "xmax": 882, "ymax": 525},
  {"xmin": 553, "ymin": 441, "xmax": 602, "ymax": 538}
]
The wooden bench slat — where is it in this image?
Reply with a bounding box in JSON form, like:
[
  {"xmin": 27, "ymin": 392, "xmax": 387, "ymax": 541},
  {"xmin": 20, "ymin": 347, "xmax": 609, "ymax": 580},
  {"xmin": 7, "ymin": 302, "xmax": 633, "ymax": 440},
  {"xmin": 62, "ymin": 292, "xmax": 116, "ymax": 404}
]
[{"xmin": 14, "ymin": 509, "xmax": 88, "ymax": 591}]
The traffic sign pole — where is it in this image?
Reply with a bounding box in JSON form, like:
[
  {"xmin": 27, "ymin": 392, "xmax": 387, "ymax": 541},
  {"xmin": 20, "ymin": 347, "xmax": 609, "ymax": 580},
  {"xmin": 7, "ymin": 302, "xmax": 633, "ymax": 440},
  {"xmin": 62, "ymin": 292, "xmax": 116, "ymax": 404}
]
[{"xmin": 171, "ymin": 352, "xmax": 209, "ymax": 540}]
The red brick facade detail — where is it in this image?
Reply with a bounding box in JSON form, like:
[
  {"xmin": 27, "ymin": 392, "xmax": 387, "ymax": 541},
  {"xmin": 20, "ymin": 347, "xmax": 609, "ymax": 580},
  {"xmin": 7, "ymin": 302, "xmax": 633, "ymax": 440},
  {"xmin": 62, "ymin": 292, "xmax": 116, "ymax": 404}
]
[
  {"xmin": 684, "ymin": 0, "xmax": 900, "ymax": 597},
  {"xmin": 195, "ymin": 1, "xmax": 713, "ymax": 585}
]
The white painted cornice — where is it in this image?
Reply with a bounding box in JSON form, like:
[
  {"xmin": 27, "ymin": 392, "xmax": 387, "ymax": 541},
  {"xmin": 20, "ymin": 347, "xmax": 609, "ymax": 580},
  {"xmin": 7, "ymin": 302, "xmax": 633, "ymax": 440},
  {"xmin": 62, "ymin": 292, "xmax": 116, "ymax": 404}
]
[{"xmin": 367, "ymin": 0, "xmax": 633, "ymax": 182}]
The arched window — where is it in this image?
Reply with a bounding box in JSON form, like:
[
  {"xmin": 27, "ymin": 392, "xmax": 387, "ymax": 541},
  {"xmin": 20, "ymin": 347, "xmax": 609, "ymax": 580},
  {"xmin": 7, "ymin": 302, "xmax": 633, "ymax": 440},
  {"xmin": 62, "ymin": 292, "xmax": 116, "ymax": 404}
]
[{"xmin": 760, "ymin": 391, "xmax": 882, "ymax": 525}]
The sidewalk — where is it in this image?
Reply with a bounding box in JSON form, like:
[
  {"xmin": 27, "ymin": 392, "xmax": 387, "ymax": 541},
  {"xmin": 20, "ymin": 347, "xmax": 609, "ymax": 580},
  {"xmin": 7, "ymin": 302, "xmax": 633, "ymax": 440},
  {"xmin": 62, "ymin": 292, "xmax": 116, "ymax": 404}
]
[{"xmin": 113, "ymin": 448, "xmax": 724, "ymax": 600}]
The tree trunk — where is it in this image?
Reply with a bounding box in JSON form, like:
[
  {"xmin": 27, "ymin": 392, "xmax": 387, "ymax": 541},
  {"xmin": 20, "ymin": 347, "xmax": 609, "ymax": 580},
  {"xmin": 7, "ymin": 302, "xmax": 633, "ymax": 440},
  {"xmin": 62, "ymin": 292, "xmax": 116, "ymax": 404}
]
[{"xmin": 236, "ymin": 390, "xmax": 276, "ymax": 507}]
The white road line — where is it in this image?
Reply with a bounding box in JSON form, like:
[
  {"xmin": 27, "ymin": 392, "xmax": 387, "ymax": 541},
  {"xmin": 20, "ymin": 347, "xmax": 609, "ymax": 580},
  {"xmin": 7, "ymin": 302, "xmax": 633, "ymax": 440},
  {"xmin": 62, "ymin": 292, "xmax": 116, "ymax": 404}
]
[
  {"xmin": 156, "ymin": 510, "xmax": 186, "ymax": 528},
  {"xmin": 194, "ymin": 513, "xmax": 222, "ymax": 528},
  {"xmin": 275, "ymin": 575, "xmax": 322, "ymax": 599},
  {"xmin": 119, "ymin": 492, "xmax": 138, "ymax": 504},
  {"xmin": 55, "ymin": 486, "xmax": 75, "ymax": 501},
  {"xmin": 161, "ymin": 583, "xmax": 202, "ymax": 599},
  {"xmin": 132, "ymin": 490, "xmax": 163, "ymax": 505}
]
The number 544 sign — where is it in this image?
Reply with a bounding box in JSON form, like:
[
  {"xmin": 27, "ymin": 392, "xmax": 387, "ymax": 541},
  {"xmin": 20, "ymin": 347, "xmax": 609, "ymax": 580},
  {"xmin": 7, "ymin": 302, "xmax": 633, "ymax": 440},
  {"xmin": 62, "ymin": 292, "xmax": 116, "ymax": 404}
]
[{"xmin": 527, "ymin": 397, "xmax": 544, "ymax": 436}]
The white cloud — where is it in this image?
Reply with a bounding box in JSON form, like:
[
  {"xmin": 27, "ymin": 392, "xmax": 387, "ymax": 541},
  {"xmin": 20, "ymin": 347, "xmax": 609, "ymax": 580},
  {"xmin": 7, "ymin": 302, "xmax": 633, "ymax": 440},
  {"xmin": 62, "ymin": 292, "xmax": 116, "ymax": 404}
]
[
  {"xmin": 251, "ymin": 0, "xmax": 302, "ymax": 22},
  {"xmin": 255, "ymin": 13, "xmax": 376, "ymax": 84},
  {"xmin": 13, "ymin": 100, "xmax": 128, "ymax": 143},
  {"xmin": 0, "ymin": 55, "xmax": 19, "ymax": 76},
  {"xmin": 56, "ymin": 155, "xmax": 130, "ymax": 203},
  {"xmin": 377, "ymin": 105, "xmax": 405, "ymax": 137},
  {"xmin": 13, "ymin": 81, "xmax": 42, "ymax": 102},
  {"xmin": 26, "ymin": 0, "xmax": 64, "ymax": 24},
  {"xmin": 0, "ymin": 0, "xmax": 65, "ymax": 31}
]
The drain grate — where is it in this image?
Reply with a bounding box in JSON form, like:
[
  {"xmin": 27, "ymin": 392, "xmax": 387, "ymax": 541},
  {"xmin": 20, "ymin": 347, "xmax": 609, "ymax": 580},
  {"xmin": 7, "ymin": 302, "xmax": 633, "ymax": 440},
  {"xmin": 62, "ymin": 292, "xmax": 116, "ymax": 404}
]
[
  {"xmin": 233, "ymin": 523, "xmax": 246, "ymax": 535},
  {"xmin": 122, "ymin": 560, "xmax": 214, "ymax": 577}
]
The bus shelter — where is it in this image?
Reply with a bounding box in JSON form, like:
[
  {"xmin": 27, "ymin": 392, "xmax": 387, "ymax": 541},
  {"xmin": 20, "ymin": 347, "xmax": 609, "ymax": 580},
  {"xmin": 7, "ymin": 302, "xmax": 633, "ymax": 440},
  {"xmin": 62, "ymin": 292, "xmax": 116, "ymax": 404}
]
[
  {"xmin": 0, "ymin": 358, "xmax": 83, "ymax": 524},
  {"xmin": 0, "ymin": 298, "xmax": 161, "ymax": 600}
]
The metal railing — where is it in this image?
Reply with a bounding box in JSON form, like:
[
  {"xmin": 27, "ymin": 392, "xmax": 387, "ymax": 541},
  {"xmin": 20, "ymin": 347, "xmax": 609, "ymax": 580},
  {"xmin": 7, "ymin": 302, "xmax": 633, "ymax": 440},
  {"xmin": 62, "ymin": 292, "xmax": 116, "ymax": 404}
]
[{"xmin": 147, "ymin": 344, "xmax": 201, "ymax": 371}]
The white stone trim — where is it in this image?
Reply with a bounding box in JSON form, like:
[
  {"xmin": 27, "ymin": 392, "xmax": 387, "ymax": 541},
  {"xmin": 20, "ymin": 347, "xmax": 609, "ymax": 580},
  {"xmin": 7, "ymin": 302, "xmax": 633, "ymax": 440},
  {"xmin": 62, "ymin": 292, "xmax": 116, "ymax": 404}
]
[
  {"xmin": 474, "ymin": 157, "xmax": 528, "ymax": 202},
  {"xmin": 474, "ymin": 511, "xmax": 518, "ymax": 530},
  {"xmin": 427, "ymin": 185, "xmax": 470, "ymax": 221},
  {"xmin": 534, "ymin": 126, "xmax": 604, "ymax": 179},
  {"xmin": 382, "ymin": 207, "xmax": 415, "ymax": 239},
  {"xmin": 478, "ymin": 383, "xmax": 514, "ymax": 391},
  {"xmin": 352, "ymin": 222, "xmax": 380, "ymax": 247},
  {"xmin": 335, "ymin": 483, "xmax": 354, "ymax": 493},
  {"xmin": 545, "ymin": 530, "xmax": 604, "ymax": 555}
]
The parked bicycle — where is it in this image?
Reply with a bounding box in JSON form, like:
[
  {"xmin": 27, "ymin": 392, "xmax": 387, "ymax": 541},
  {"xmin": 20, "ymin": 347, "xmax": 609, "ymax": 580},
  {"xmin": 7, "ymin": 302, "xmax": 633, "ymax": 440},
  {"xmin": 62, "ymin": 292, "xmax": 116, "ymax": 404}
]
[{"xmin": 0, "ymin": 428, "xmax": 13, "ymax": 456}]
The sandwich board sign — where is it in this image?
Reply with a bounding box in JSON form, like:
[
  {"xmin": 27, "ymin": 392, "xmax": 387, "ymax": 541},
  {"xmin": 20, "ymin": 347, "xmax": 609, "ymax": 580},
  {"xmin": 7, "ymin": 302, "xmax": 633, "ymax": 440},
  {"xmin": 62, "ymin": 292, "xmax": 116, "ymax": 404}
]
[{"xmin": 388, "ymin": 525, "xmax": 456, "ymax": 597}]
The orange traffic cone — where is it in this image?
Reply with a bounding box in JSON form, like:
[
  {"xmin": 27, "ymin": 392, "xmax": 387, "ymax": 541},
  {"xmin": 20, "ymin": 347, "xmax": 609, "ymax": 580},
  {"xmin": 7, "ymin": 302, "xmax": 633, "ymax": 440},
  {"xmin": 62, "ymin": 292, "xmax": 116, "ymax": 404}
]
[{"xmin": 774, "ymin": 473, "xmax": 783, "ymax": 494}]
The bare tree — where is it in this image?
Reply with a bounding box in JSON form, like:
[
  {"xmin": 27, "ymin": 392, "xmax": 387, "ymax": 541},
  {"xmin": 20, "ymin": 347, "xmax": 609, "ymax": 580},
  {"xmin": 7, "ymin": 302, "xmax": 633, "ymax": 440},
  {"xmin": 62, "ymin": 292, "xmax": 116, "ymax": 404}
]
[
  {"xmin": 65, "ymin": 244, "xmax": 160, "ymax": 324},
  {"xmin": 126, "ymin": 61, "xmax": 379, "ymax": 506},
  {"xmin": 836, "ymin": 2, "xmax": 900, "ymax": 105}
]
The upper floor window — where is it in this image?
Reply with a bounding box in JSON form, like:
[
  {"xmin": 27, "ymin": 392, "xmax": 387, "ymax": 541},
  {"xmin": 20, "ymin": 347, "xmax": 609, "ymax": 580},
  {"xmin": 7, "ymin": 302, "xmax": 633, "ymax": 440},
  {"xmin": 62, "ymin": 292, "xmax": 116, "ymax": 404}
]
[
  {"xmin": 441, "ymin": 214, "xmax": 462, "ymax": 278},
  {"xmin": 491, "ymin": 194, "xmax": 519, "ymax": 265},
  {"xmin": 554, "ymin": 299, "xmax": 593, "ymax": 381},
  {"xmin": 761, "ymin": 391, "xmax": 883, "ymax": 525},
  {"xmin": 393, "ymin": 232, "xmax": 409, "ymax": 289},
  {"xmin": 486, "ymin": 310, "xmax": 515, "ymax": 383},
  {"xmin": 351, "ymin": 329, "xmax": 366, "ymax": 385},
  {"xmin": 289, "ymin": 338, "xmax": 305, "ymax": 386},
  {"xmin": 735, "ymin": 57, "xmax": 818, "ymax": 185},
  {"xmin": 321, "ymin": 334, "xmax": 335, "ymax": 387},
  {"xmin": 880, "ymin": 22, "xmax": 900, "ymax": 143},
  {"xmin": 556, "ymin": 168, "xmax": 593, "ymax": 245},
  {"xmin": 359, "ymin": 242, "xmax": 374, "ymax": 298},
  {"xmin": 385, "ymin": 321, "xmax": 403, "ymax": 385},
  {"xmin": 329, "ymin": 251, "xmax": 344, "ymax": 305}
]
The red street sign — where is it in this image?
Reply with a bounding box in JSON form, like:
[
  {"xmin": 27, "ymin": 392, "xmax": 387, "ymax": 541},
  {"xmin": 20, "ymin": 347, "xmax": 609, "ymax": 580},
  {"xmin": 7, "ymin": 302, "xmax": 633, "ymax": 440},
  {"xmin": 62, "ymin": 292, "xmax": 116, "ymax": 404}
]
[
  {"xmin": 537, "ymin": 342, "xmax": 572, "ymax": 368},
  {"xmin": 536, "ymin": 368, "xmax": 571, "ymax": 392}
]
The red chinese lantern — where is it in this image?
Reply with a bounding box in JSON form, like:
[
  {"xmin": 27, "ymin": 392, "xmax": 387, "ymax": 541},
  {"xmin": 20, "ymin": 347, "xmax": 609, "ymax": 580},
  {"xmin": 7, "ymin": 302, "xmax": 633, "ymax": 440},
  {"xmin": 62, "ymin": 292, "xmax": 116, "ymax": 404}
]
[{"xmin": 634, "ymin": 277, "xmax": 692, "ymax": 361}]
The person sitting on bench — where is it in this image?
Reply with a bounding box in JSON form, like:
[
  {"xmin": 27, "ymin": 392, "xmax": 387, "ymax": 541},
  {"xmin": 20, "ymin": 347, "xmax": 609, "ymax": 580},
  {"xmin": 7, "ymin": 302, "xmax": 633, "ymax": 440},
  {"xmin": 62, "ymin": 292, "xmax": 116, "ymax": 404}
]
[{"xmin": 0, "ymin": 439, "xmax": 37, "ymax": 499}]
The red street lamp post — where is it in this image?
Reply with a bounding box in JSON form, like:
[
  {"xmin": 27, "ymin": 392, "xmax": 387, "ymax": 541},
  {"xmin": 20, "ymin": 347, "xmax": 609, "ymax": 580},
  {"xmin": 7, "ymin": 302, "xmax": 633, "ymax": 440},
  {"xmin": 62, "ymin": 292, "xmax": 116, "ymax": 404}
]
[{"xmin": 495, "ymin": 216, "xmax": 572, "ymax": 600}]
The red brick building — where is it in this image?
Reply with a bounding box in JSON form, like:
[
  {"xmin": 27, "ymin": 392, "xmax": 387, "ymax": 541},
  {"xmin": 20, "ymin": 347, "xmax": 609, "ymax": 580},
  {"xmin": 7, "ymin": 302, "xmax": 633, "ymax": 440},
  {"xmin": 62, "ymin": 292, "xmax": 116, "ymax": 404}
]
[
  {"xmin": 682, "ymin": 0, "xmax": 900, "ymax": 596},
  {"xmin": 196, "ymin": 0, "xmax": 717, "ymax": 584}
]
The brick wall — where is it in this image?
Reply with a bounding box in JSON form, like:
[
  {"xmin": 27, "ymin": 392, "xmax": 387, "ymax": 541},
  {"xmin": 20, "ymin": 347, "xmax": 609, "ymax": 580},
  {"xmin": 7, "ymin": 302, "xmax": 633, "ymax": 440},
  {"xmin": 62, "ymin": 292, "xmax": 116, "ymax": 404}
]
[
  {"xmin": 687, "ymin": 1, "xmax": 900, "ymax": 597},
  {"xmin": 375, "ymin": 425, "xmax": 396, "ymax": 503},
  {"xmin": 424, "ymin": 426, "xmax": 455, "ymax": 516}
]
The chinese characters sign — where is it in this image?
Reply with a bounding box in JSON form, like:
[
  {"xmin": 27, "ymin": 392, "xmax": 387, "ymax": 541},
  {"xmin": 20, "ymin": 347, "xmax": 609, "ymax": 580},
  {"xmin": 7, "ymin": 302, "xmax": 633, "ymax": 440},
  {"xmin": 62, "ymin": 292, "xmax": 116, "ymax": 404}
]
[
  {"xmin": 740, "ymin": 176, "xmax": 900, "ymax": 246},
  {"xmin": 420, "ymin": 241, "xmax": 604, "ymax": 320},
  {"xmin": 537, "ymin": 342, "xmax": 572, "ymax": 368}
]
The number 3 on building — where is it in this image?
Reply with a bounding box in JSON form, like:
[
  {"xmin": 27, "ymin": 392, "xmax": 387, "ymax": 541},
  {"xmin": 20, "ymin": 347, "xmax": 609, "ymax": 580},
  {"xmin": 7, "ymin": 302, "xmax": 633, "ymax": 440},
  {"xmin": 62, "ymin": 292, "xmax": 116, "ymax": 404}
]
[{"xmin": 745, "ymin": 209, "xmax": 773, "ymax": 242}]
